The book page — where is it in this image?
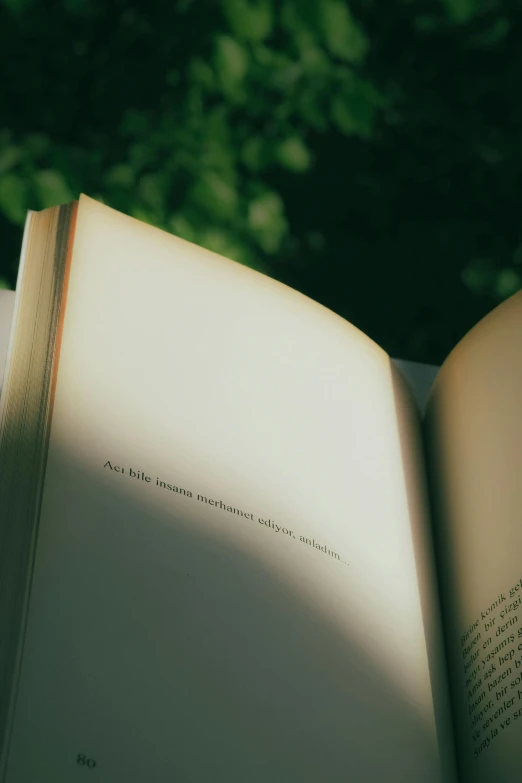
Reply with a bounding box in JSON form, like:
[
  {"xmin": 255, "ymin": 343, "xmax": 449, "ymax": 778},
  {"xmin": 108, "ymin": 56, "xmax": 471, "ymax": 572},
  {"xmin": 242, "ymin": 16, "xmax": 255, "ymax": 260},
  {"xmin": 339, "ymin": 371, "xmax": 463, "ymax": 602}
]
[
  {"xmin": 426, "ymin": 292, "xmax": 522, "ymax": 783},
  {"xmin": 0, "ymin": 291, "xmax": 15, "ymax": 398},
  {"xmin": 4, "ymin": 196, "xmax": 455, "ymax": 782}
]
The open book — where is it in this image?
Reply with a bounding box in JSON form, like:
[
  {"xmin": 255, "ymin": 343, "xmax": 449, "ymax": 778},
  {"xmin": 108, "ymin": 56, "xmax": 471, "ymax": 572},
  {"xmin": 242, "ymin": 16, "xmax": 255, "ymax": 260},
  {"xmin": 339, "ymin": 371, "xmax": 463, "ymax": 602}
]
[{"xmin": 1, "ymin": 196, "xmax": 521, "ymax": 782}]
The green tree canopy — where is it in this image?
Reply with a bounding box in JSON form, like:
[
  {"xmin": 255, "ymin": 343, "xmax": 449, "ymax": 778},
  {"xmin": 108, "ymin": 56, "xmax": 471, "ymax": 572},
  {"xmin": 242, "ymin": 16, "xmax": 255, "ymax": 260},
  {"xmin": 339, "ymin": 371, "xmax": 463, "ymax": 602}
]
[{"xmin": 1, "ymin": 0, "xmax": 521, "ymax": 362}]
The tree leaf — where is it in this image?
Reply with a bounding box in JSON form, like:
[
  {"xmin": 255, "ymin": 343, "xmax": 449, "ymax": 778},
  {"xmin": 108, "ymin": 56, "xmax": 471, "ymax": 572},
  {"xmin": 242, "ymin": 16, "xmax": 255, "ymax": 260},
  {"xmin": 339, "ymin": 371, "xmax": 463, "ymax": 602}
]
[
  {"xmin": 0, "ymin": 146, "xmax": 22, "ymax": 174},
  {"xmin": 222, "ymin": 0, "xmax": 273, "ymax": 42},
  {"xmin": 0, "ymin": 173, "xmax": 28, "ymax": 224},
  {"xmin": 34, "ymin": 169, "xmax": 74, "ymax": 208},
  {"xmin": 247, "ymin": 190, "xmax": 287, "ymax": 253},
  {"xmin": 442, "ymin": 0, "xmax": 478, "ymax": 23},
  {"xmin": 494, "ymin": 268, "xmax": 521, "ymax": 300},
  {"xmin": 275, "ymin": 136, "xmax": 312, "ymax": 172},
  {"xmin": 190, "ymin": 172, "xmax": 239, "ymax": 220},
  {"xmin": 215, "ymin": 35, "xmax": 249, "ymax": 98},
  {"xmin": 320, "ymin": 1, "xmax": 368, "ymax": 64}
]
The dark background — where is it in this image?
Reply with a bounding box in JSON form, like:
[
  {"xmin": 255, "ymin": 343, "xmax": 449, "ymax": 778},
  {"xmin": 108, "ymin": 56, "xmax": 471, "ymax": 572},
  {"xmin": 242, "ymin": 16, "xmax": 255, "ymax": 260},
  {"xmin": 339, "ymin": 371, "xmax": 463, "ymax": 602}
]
[{"xmin": 1, "ymin": 0, "xmax": 521, "ymax": 364}]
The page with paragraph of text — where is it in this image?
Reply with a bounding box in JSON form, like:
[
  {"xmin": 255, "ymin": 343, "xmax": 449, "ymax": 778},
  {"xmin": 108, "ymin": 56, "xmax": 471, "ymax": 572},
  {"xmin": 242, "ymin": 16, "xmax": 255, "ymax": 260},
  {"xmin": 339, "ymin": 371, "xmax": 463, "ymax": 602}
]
[
  {"xmin": 3, "ymin": 195, "xmax": 456, "ymax": 782},
  {"xmin": 427, "ymin": 291, "xmax": 522, "ymax": 783}
]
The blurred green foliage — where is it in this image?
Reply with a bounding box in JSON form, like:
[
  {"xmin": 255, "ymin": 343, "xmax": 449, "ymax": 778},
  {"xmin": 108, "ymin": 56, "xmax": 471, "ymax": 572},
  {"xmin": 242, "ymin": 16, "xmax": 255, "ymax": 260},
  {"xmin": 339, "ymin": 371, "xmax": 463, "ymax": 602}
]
[{"xmin": 1, "ymin": 0, "xmax": 521, "ymax": 362}]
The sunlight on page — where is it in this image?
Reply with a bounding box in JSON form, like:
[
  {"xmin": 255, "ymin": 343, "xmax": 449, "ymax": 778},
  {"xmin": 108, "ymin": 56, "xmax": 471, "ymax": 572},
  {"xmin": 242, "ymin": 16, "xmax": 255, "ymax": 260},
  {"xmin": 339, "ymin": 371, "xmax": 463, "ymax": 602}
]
[{"xmin": 5, "ymin": 196, "xmax": 452, "ymax": 782}]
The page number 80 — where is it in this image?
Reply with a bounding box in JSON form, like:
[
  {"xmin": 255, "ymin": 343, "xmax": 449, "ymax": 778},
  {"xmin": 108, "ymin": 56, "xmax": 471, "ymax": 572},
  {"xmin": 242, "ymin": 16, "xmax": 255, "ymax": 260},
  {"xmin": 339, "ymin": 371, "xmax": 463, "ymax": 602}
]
[{"xmin": 77, "ymin": 753, "xmax": 97, "ymax": 769}]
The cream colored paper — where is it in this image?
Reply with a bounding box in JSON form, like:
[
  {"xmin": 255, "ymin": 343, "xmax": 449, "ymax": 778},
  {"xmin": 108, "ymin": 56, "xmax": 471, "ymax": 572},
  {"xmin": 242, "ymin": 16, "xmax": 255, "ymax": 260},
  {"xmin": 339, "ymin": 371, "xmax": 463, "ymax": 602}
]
[
  {"xmin": 4, "ymin": 196, "xmax": 454, "ymax": 782},
  {"xmin": 428, "ymin": 292, "xmax": 522, "ymax": 783}
]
